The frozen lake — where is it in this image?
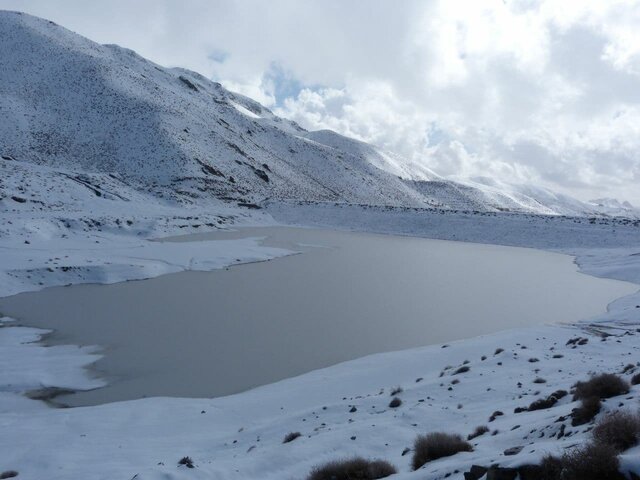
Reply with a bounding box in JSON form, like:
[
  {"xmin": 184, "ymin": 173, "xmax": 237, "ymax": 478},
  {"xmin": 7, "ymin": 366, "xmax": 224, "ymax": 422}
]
[{"xmin": 0, "ymin": 227, "xmax": 635, "ymax": 406}]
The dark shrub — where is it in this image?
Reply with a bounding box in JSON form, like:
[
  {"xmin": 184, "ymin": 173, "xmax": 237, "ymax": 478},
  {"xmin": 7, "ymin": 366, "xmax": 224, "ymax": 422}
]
[
  {"xmin": 537, "ymin": 455, "xmax": 563, "ymax": 480},
  {"xmin": 533, "ymin": 377, "xmax": 547, "ymax": 384},
  {"xmin": 592, "ymin": 411, "xmax": 640, "ymax": 452},
  {"xmin": 527, "ymin": 396, "xmax": 557, "ymax": 411},
  {"xmin": 535, "ymin": 444, "xmax": 624, "ymax": 480},
  {"xmin": 467, "ymin": 425, "xmax": 489, "ymax": 440},
  {"xmin": 494, "ymin": 348, "xmax": 504, "ymax": 355},
  {"xmin": 453, "ymin": 366, "xmax": 470, "ymax": 375},
  {"xmin": 390, "ymin": 386, "xmax": 403, "ymax": 396},
  {"xmin": 389, "ymin": 397, "xmax": 402, "ymax": 408},
  {"xmin": 283, "ymin": 431, "xmax": 302, "ymax": 443},
  {"xmin": 0, "ymin": 472, "xmax": 18, "ymax": 480},
  {"xmin": 573, "ymin": 373, "xmax": 629, "ymax": 400},
  {"xmin": 631, "ymin": 373, "xmax": 640, "ymax": 385},
  {"xmin": 571, "ymin": 396, "xmax": 602, "ymax": 426},
  {"xmin": 559, "ymin": 443, "xmax": 623, "ymax": 480},
  {"xmin": 411, "ymin": 433, "xmax": 472, "ymax": 470},
  {"xmin": 526, "ymin": 390, "xmax": 568, "ymax": 412},
  {"xmin": 308, "ymin": 457, "xmax": 396, "ymax": 480},
  {"xmin": 178, "ymin": 457, "xmax": 194, "ymax": 468}
]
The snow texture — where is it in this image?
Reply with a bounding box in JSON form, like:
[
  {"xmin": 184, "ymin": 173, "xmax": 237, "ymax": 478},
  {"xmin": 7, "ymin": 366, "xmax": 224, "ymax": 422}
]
[{"xmin": 1, "ymin": 10, "xmax": 640, "ymax": 480}]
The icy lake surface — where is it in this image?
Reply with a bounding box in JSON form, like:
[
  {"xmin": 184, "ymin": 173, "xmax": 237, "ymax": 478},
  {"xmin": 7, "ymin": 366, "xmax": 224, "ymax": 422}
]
[{"xmin": 0, "ymin": 227, "xmax": 636, "ymax": 406}]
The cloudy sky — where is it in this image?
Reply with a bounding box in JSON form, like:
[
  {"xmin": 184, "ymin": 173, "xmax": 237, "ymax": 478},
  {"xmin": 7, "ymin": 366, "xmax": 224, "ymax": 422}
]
[{"xmin": 3, "ymin": 0, "xmax": 640, "ymax": 204}]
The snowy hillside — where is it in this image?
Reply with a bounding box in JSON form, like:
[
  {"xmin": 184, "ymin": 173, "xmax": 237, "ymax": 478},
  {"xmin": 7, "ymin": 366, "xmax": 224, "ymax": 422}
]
[
  {"xmin": 1, "ymin": 10, "xmax": 635, "ymax": 219},
  {"xmin": 0, "ymin": 10, "xmax": 427, "ymax": 212},
  {"xmin": 589, "ymin": 198, "xmax": 638, "ymax": 217}
]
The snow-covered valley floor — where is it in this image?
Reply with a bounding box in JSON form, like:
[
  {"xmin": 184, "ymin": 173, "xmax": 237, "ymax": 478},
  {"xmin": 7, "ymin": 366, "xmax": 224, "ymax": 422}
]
[{"xmin": 1, "ymin": 204, "xmax": 640, "ymax": 480}]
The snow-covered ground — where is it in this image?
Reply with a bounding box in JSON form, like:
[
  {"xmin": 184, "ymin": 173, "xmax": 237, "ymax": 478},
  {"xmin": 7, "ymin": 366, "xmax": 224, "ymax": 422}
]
[
  {"xmin": 0, "ymin": 207, "xmax": 287, "ymax": 298},
  {"xmin": 1, "ymin": 203, "xmax": 639, "ymax": 480},
  {"xmin": 2, "ymin": 10, "xmax": 640, "ymax": 480}
]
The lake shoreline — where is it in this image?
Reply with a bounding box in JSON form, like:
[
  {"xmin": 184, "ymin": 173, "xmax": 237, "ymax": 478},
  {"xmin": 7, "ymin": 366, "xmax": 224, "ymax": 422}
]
[
  {"xmin": 0, "ymin": 222, "xmax": 638, "ymax": 408},
  {"xmin": 1, "ymin": 207, "xmax": 640, "ymax": 479}
]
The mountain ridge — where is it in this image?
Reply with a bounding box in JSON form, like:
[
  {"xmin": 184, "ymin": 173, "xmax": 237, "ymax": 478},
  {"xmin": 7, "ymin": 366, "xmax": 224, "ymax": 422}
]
[{"xmin": 1, "ymin": 10, "xmax": 637, "ymax": 218}]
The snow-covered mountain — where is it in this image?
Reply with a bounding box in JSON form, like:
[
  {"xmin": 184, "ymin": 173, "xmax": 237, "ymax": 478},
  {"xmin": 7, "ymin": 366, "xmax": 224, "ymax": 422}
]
[
  {"xmin": 0, "ymin": 10, "xmax": 635, "ymax": 218},
  {"xmin": 588, "ymin": 198, "xmax": 638, "ymax": 217}
]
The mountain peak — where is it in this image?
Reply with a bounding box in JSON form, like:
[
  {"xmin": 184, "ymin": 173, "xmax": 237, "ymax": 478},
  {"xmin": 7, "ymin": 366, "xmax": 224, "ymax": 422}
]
[{"xmin": 1, "ymin": 11, "xmax": 635, "ymax": 218}]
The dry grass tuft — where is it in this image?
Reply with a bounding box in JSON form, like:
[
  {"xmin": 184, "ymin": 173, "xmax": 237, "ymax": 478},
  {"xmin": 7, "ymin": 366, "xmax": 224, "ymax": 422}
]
[
  {"xmin": 571, "ymin": 396, "xmax": 602, "ymax": 426},
  {"xmin": 411, "ymin": 433, "xmax": 472, "ymax": 470},
  {"xmin": 592, "ymin": 411, "xmax": 640, "ymax": 452},
  {"xmin": 559, "ymin": 443, "xmax": 623, "ymax": 480},
  {"xmin": 573, "ymin": 373, "xmax": 629, "ymax": 401},
  {"xmin": 308, "ymin": 457, "xmax": 396, "ymax": 480},
  {"xmin": 467, "ymin": 425, "xmax": 489, "ymax": 440}
]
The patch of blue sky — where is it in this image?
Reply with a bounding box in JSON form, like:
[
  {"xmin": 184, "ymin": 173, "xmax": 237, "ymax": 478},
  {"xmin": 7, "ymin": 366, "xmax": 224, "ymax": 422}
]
[
  {"xmin": 208, "ymin": 49, "xmax": 229, "ymax": 63},
  {"xmin": 264, "ymin": 62, "xmax": 325, "ymax": 107},
  {"xmin": 426, "ymin": 123, "xmax": 450, "ymax": 146}
]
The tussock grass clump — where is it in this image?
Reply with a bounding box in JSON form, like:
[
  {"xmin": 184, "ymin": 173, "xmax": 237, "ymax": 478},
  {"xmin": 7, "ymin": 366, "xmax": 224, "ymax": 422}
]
[
  {"xmin": 537, "ymin": 455, "xmax": 564, "ymax": 479},
  {"xmin": 467, "ymin": 425, "xmax": 489, "ymax": 440},
  {"xmin": 411, "ymin": 433, "xmax": 472, "ymax": 470},
  {"xmin": 559, "ymin": 443, "xmax": 623, "ymax": 480},
  {"xmin": 534, "ymin": 443, "xmax": 624, "ymax": 480},
  {"xmin": 526, "ymin": 396, "xmax": 556, "ymax": 412},
  {"xmin": 570, "ymin": 373, "xmax": 629, "ymax": 427},
  {"xmin": 592, "ymin": 411, "xmax": 640, "ymax": 452},
  {"xmin": 571, "ymin": 396, "xmax": 602, "ymax": 426},
  {"xmin": 524, "ymin": 389, "xmax": 568, "ymax": 412},
  {"xmin": 307, "ymin": 457, "xmax": 396, "ymax": 480},
  {"xmin": 283, "ymin": 431, "xmax": 302, "ymax": 443},
  {"xmin": 573, "ymin": 373, "xmax": 629, "ymax": 400}
]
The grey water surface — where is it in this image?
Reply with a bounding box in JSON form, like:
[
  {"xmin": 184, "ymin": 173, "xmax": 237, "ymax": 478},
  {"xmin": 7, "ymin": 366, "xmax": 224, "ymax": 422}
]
[{"xmin": 0, "ymin": 227, "xmax": 635, "ymax": 406}]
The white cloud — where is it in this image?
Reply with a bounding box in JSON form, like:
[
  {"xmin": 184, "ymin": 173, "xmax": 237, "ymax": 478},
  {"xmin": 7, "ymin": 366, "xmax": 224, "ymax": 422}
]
[{"xmin": 2, "ymin": 0, "xmax": 640, "ymax": 203}]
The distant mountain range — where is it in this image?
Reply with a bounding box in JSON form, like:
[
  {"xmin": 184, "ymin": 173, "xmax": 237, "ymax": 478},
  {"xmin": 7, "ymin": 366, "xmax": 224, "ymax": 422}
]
[{"xmin": 1, "ymin": 10, "xmax": 637, "ymax": 218}]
